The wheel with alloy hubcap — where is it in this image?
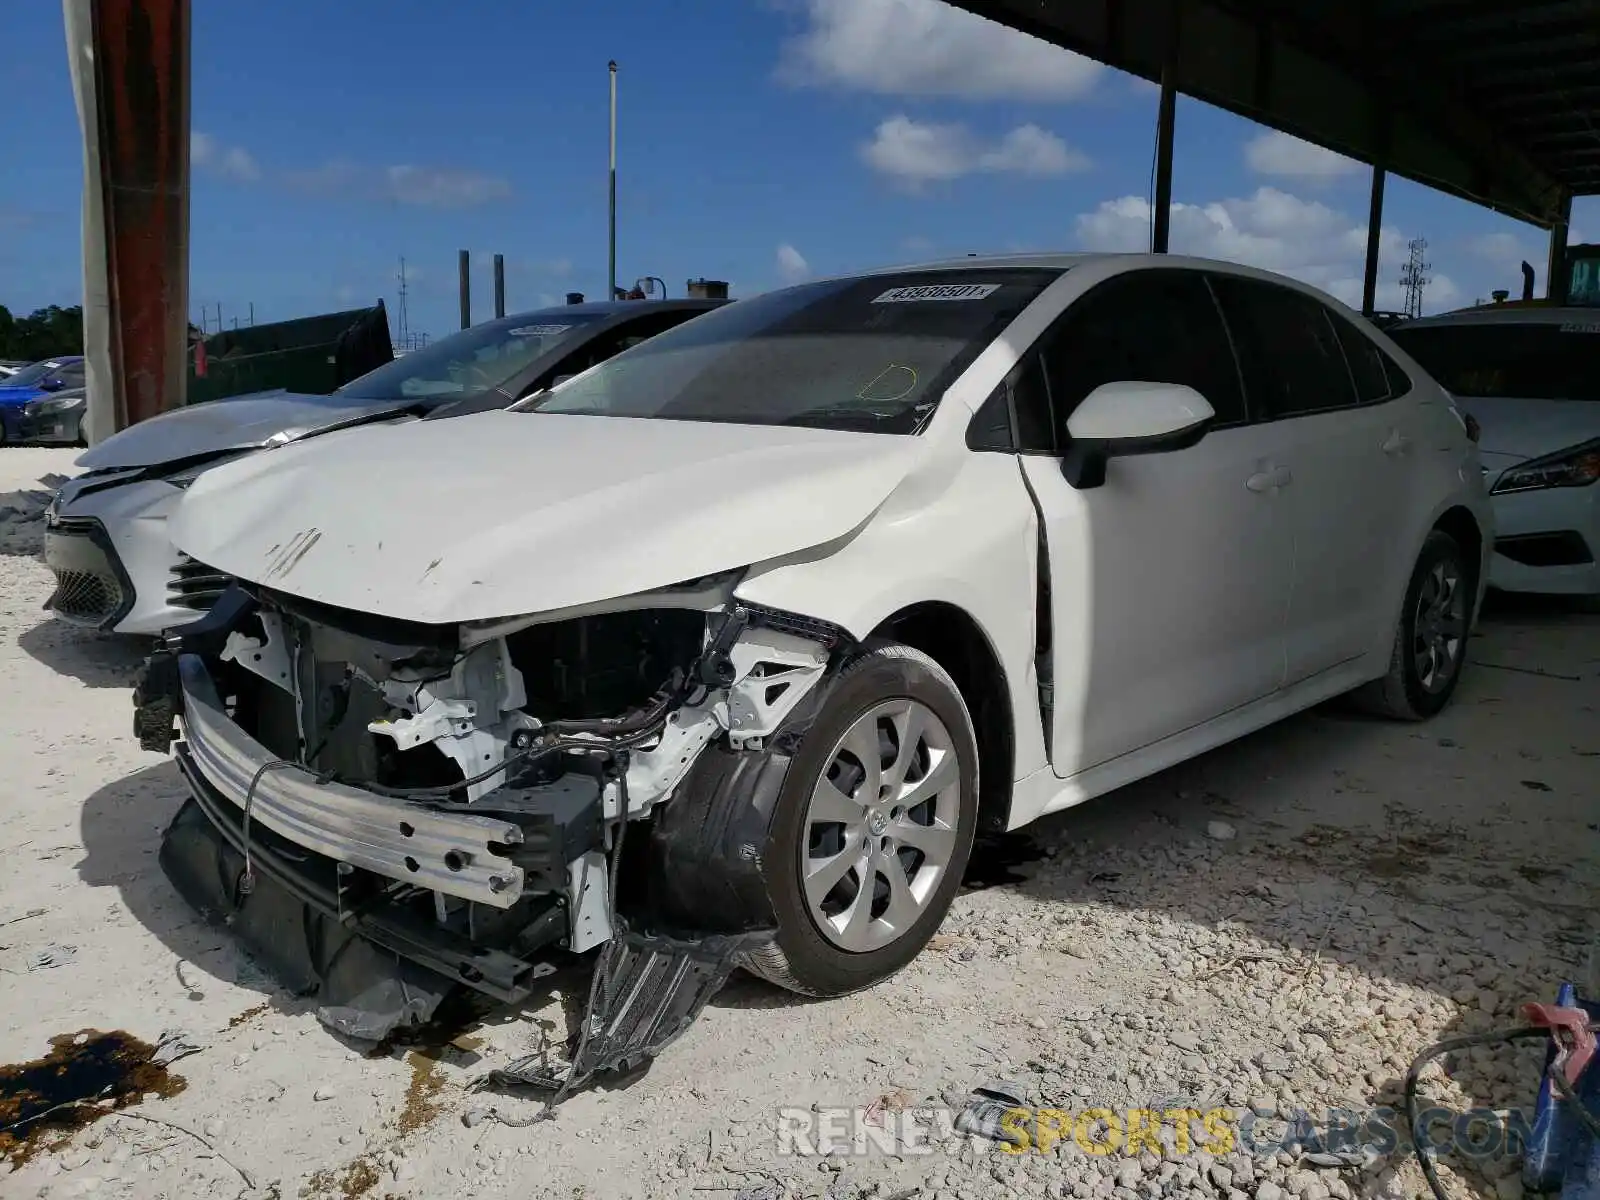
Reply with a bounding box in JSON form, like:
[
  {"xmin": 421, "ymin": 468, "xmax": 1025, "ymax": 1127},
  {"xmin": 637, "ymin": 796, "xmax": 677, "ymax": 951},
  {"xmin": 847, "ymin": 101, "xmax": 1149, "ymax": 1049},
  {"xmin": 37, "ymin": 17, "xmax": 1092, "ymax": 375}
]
[
  {"xmin": 741, "ymin": 641, "xmax": 980, "ymax": 997},
  {"xmin": 1351, "ymin": 529, "xmax": 1474, "ymax": 720}
]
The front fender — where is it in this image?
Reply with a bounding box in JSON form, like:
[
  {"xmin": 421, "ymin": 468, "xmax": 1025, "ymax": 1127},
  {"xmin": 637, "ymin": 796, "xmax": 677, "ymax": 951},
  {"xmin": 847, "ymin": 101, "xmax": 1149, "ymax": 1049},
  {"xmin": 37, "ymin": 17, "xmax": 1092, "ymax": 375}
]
[{"xmin": 734, "ymin": 452, "xmax": 1048, "ymax": 783}]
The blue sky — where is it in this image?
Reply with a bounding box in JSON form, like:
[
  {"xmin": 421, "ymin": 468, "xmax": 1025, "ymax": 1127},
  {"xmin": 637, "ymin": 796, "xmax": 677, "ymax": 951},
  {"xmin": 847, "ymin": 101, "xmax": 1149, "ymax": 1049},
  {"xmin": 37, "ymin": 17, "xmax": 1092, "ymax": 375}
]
[{"xmin": 4, "ymin": 0, "xmax": 1597, "ymax": 340}]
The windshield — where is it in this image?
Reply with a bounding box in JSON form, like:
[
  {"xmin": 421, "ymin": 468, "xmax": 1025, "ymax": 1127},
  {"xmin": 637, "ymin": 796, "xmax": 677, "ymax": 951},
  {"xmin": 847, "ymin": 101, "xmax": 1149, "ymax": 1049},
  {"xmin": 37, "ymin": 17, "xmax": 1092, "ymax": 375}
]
[
  {"xmin": 0, "ymin": 359, "xmax": 69, "ymax": 389},
  {"xmin": 516, "ymin": 269, "xmax": 1062, "ymax": 434},
  {"xmin": 1390, "ymin": 321, "xmax": 1600, "ymax": 403},
  {"xmin": 335, "ymin": 310, "xmax": 608, "ymax": 403}
]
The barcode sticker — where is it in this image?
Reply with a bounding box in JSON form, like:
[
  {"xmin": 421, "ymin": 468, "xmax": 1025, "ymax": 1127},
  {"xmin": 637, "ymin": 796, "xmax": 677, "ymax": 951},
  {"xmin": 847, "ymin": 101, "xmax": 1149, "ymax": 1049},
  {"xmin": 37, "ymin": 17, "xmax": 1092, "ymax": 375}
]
[{"xmin": 872, "ymin": 283, "xmax": 1002, "ymax": 304}]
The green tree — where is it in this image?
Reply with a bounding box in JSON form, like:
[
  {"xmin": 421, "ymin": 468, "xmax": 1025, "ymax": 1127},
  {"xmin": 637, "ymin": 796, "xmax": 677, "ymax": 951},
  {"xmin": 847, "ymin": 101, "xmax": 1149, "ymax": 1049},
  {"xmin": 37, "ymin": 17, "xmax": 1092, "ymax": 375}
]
[{"xmin": 0, "ymin": 304, "xmax": 84, "ymax": 362}]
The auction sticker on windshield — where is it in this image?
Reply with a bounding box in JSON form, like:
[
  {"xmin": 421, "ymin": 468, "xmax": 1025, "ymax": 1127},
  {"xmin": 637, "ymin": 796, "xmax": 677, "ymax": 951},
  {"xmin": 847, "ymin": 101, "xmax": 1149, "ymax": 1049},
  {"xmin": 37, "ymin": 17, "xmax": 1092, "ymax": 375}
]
[
  {"xmin": 508, "ymin": 325, "xmax": 574, "ymax": 337},
  {"xmin": 872, "ymin": 284, "xmax": 1002, "ymax": 303}
]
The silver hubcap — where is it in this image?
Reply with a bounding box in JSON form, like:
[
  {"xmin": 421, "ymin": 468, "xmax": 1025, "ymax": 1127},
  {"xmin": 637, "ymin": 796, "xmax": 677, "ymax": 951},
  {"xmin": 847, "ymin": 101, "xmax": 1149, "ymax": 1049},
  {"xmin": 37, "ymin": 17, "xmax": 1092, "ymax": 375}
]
[
  {"xmin": 801, "ymin": 698, "xmax": 963, "ymax": 953},
  {"xmin": 1413, "ymin": 559, "xmax": 1468, "ymax": 694}
]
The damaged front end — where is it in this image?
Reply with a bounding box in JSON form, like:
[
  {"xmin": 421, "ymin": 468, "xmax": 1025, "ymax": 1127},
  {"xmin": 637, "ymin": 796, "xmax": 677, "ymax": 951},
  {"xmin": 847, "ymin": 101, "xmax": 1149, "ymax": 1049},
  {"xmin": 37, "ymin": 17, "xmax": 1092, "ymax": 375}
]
[{"xmin": 133, "ymin": 573, "xmax": 847, "ymax": 1071}]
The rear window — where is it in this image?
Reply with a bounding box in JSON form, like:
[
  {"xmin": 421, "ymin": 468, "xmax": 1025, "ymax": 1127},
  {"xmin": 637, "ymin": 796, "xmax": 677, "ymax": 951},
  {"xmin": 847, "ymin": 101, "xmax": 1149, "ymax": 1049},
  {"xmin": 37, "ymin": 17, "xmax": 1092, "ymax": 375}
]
[
  {"xmin": 517, "ymin": 269, "xmax": 1062, "ymax": 434},
  {"xmin": 1388, "ymin": 321, "xmax": 1600, "ymax": 402}
]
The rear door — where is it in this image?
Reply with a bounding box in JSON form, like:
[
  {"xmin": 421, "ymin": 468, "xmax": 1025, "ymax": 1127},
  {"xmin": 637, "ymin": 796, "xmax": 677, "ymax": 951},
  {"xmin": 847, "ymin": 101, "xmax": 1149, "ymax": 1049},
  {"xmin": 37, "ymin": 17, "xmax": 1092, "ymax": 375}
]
[{"xmin": 1209, "ymin": 274, "xmax": 1413, "ymax": 685}]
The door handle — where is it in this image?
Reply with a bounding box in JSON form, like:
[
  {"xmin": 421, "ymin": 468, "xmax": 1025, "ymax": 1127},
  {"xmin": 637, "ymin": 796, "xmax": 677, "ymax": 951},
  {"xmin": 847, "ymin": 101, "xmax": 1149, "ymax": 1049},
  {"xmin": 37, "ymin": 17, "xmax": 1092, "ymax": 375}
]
[
  {"xmin": 1246, "ymin": 466, "xmax": 1293, "ymax": 492},
  {"xmin": 1382, "ymin": 430, "xmax": 1412, "ymax": 455}
]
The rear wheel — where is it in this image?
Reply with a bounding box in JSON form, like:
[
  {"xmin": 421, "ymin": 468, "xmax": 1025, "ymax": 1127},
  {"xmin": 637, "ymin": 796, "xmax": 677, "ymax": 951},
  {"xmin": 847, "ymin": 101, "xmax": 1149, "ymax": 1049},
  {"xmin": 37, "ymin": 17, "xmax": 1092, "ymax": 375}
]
[
  {"xmin": 1351, "ymin": 530, "xmax": 1473, "ymax": 720},
  {"xmin": 741, "ymin": 642, "xmax": 979, "ymax": 997}
]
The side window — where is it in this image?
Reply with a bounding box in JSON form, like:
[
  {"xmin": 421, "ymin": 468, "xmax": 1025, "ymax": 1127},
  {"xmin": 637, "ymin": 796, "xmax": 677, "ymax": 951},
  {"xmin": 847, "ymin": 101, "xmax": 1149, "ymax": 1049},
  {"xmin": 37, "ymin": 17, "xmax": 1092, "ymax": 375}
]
[
  {"xmin": 966, "ymin": 385, "xmax": 1013, "ymax": 451},
  {"xmin": 1380, "ymin": 350, "xmax": 1413, "ymax": 399},
  {"xmin": 611, "ymin": 309, "xmax": 701, "ymax": 352},
  {"xmin": 1210, "ymin": 276, "xmax": 1359, "ymax": 418},
  {"xmin": 551, "ymin": 311, "xmax": 694, "ymax": 381},
  {"xmin": 1034, "ymin": 270, "xmax": 1248, "ymax": 438},
  {"xmin": 1009, "ymin": 355, "xmax": 1057, "ymax": 452},
  {"xmin": 1329, "ymin": 314, "xmax": 1393, "ymax": 403}
]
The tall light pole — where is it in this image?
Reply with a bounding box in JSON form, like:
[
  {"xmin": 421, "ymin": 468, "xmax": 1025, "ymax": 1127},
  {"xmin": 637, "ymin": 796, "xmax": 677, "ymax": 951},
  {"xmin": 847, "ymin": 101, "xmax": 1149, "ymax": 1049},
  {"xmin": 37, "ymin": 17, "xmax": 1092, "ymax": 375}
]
[{"xmin": 608, "ymin": 60, "xmax": 618, "ymax": 301}]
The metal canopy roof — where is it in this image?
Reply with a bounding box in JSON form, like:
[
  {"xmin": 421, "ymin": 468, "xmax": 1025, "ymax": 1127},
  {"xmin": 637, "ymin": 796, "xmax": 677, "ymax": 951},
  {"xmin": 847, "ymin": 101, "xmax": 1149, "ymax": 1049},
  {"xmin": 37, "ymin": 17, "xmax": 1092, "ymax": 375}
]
[{"xmin": 947, "ymin": 0, "xmax": 1600, "ymax": 229}]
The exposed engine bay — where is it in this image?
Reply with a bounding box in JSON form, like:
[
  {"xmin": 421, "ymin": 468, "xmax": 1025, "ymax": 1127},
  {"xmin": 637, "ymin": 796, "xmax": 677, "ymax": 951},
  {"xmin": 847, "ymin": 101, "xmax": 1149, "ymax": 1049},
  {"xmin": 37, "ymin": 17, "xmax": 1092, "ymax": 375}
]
[{"xmin": 132, "ymin": 573, "xmax": 848, "ymax": 1082}]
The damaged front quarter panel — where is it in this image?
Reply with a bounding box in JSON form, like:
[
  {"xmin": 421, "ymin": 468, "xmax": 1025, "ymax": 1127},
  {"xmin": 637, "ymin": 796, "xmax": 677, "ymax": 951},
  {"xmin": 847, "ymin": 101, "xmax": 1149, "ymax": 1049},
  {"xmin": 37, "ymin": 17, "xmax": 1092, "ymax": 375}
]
[{"xmin": 134, "ymin": 573, "xmax": 851, "ymax": 1060}]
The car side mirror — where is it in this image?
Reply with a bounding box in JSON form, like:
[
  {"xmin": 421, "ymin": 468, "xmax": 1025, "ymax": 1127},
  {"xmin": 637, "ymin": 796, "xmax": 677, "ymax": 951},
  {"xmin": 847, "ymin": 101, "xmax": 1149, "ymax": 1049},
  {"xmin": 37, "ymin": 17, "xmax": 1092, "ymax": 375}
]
[
  {"xmin": 39, "ymin": 378, "xmax": 65, "ymax": 393},
  {"xmin": 1060, "ymin": 381, "xmax": 1215, "ymax": 489}
]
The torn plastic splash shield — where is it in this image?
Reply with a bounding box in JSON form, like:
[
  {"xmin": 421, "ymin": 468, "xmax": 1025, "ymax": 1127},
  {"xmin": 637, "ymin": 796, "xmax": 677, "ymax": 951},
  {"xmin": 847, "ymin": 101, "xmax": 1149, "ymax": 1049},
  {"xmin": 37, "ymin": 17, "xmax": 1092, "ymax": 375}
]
[
  {"xmin": 490, "ymin": 916, "xmax": 775, "ymax": 1092},
  {"xmin": 160, "ymin": 794, "xmax": 453, "ymax": 1040},
  {"xmin": 167, "ymin": 750, "xmax": 559, "ymax": 1033}
]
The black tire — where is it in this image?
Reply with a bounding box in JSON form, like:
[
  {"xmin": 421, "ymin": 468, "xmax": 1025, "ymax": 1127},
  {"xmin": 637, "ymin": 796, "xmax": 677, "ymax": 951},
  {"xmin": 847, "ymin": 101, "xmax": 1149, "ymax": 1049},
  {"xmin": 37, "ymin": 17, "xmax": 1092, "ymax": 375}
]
[
  {"xmin": 1350, "ymin": 529, "xmax": 1474, "ymax": 721},
  {"xmin": 740, "ymin": 641, "xmax": 980, "ymax": 997}
]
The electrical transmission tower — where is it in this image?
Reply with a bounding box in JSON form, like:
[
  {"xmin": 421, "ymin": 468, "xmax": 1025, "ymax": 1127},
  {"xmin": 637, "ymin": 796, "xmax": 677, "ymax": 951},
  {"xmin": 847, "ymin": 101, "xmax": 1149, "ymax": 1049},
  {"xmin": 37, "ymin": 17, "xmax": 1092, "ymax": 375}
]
[
  {"xmin": 396, "ymin": 256, "xmax": 411, "ymax": 347},
  {"xmin": 1400, "ymin": 238, "xmax": 1431, "ymax": 318}
]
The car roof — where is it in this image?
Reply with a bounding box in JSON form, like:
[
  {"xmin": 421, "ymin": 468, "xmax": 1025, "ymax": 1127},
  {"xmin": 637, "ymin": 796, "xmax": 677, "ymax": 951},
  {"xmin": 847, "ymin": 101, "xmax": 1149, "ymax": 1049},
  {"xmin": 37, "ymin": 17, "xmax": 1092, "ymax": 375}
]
[
  {"xmin": 500, "ymin": 298, "xmax": 727, "ymax": 321},
  {"xmin": 1398, "ymin": 304, "xmax": 1600, "ymax": 331},
  {"xmin": 805, "ymin": 251, "xmax": 1370, "ymax": 312}
]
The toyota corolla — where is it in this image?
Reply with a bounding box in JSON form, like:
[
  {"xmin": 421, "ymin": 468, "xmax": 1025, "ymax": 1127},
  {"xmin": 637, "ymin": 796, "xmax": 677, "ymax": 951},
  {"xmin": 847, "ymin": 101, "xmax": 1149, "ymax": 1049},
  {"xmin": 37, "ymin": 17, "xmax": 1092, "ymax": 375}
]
[{"xmin": 131, "ymin": 253, "xmax": 1492, "ymax": 1080}]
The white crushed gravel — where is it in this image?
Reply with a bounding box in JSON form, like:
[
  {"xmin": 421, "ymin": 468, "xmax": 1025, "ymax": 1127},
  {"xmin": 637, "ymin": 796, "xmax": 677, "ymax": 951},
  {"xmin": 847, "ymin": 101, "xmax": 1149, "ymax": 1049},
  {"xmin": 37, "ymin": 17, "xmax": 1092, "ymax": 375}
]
[{"xmin": 1, "ymin": 445, "xmax": 1596, "ymax": 1200}]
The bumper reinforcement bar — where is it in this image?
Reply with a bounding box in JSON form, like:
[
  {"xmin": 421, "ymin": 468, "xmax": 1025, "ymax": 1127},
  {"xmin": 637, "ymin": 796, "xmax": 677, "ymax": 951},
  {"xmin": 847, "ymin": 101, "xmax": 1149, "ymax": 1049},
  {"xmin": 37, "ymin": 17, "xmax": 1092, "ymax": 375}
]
[{"xmin": 176, "ymin": 652, "xmax": 528, "ymax": 908}]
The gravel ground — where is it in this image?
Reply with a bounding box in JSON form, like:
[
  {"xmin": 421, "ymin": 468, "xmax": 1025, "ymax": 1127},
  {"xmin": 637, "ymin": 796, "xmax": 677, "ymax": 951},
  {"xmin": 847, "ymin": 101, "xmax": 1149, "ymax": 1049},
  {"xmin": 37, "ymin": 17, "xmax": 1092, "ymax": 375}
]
[{"xmin": 1, "ymin": 445, "xmax": 1597, "ymax": 1200}]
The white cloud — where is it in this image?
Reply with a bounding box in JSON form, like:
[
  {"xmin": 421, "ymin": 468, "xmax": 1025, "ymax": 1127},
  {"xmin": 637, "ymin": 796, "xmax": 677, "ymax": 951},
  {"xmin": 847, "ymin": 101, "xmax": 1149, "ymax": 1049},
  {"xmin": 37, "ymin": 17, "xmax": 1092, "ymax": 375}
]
[
  {"xmin": 777, "ymin": 0, "xmax": 1100, "ymax": 100},
  {"xmin": 1461, "ymin": 231, "xmax": 1546, "ymax": 299},
  {"xmin": 1243, "ymin": 131, "xmax": 1361, "ymax": 182},
  {"xmin": 776, "ymin": 243, "xmax": 811, "ymax": 282},
  {"xmin": 191, "ymin": 131, "xmax": 260, "ymax": 182},
  {"xmin": 1073, "ymin": 187, "xmax": 1461, "ymax": 313},
  {"xmin": 286, "ymin": 161, "xmax": 511, "ymax": 208},
  {"xmin": 1467, "ymin": 232, "xmax": 1538, "ymax": 269},
  {"xmin": 383, "ymin": 165, "xmax": 511, "ymax": 208},
  {"xmin": 862, "ymin": 115, "xmax": 1089, "ymax": 190}
]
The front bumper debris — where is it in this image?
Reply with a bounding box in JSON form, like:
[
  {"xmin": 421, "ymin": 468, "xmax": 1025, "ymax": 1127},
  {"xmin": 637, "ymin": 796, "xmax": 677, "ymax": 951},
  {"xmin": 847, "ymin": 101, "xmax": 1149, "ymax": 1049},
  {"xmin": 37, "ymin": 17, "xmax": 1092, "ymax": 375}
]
[
  {"xmin": 133, "ymin": 581, "xmax": 841, "ymax": 1084},
  {"xmin": 176, "ymin": 652, "xmax": 536, "ymax": 908},
  {"xmin": 489, "ymin": 916, "xmax": 776, "ymax": 1094},
  {"xmin": 160, "ymin": 796, "xmax": 461, "ymax": 1039}
]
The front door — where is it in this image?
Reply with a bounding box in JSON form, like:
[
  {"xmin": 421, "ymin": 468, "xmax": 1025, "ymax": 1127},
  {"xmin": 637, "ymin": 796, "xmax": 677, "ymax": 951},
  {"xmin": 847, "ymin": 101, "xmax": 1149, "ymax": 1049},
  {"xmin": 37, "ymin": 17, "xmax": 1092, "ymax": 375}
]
[{"xmin": 1004, "ymin": 268, "xmax": 1296, "ymax": 778}]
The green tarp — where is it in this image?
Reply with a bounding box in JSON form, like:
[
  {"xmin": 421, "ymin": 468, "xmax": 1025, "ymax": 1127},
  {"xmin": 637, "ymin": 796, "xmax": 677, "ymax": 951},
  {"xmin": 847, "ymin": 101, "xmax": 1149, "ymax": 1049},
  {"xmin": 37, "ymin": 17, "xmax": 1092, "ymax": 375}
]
[{"xmin": 187, "ymin": 301, "xmax": 394, "ymax": 405}]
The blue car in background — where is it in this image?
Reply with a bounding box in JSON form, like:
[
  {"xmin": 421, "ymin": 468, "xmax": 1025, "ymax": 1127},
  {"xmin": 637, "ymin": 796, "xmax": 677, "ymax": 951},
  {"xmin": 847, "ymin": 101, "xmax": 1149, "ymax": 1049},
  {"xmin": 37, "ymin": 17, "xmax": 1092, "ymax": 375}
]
[{"xmin": 0, "ymin": 356, "xmax": 85, "ymax": 444}]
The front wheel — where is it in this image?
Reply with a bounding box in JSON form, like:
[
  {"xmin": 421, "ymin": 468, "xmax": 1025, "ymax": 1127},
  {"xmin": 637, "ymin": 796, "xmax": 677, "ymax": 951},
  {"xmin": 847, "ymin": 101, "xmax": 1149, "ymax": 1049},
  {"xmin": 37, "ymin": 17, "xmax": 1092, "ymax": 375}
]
[
  {"xmin": 1350, "ymin": 529, "xmax": 1474, "ymax": 720},
  {"xmin": 742, "ymin": 641, "xmax": 980, "ymax": 997}
]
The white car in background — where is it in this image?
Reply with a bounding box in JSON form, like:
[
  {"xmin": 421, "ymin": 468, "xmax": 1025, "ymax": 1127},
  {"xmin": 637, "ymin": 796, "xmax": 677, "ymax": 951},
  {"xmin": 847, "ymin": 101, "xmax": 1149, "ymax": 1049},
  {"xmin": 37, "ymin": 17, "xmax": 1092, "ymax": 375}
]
[
  {"xmin": 42, "ymin": 299, "xmax": 724, "ymax": 636},
  {"xmin": 133, "ymin": 253, "xmax": 1492, "ymax": 1052},
  {"xmin": 1389, "ymin": 306, "xmax": 1600, "ymax": 597}
]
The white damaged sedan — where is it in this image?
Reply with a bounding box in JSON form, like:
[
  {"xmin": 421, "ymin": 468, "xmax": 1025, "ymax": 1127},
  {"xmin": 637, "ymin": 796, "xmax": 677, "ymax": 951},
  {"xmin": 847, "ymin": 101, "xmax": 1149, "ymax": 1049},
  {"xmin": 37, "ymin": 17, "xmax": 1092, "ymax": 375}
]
[{"xmin": 133, "ymin": 254, "xmax": 1492, "ymax": 1065}]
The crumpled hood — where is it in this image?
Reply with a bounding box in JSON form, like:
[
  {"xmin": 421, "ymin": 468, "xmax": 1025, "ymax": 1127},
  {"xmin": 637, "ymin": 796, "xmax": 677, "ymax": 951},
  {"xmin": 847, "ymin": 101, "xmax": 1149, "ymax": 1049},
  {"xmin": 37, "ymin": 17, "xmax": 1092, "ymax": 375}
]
[
  {"xmin": 1453, "ymin": 395, "xmax": 1600, "ymax": 462},
  {"xmin": 74, "ymin": 389, "xmax": 420, "ymax": 473},
  {"xmin": 170, "ymin": 410, "xmax": 927, "ymax": 625}
]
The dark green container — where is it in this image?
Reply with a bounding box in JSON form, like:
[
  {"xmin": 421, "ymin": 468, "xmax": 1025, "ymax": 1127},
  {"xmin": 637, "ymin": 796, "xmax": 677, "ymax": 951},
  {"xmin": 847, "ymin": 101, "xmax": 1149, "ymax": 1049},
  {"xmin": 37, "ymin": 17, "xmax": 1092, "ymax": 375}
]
[{"xmin": 186, "ymin": 301, "xmax": 393, "ymax": 405}]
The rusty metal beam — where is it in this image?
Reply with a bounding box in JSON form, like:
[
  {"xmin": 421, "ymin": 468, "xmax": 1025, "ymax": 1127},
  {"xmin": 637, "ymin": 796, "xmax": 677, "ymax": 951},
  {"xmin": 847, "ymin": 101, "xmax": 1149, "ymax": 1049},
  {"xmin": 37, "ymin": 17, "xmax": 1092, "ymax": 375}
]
[{"xmin": 77, "ymin": 0, "xmax": 191, "ymax": 435}]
